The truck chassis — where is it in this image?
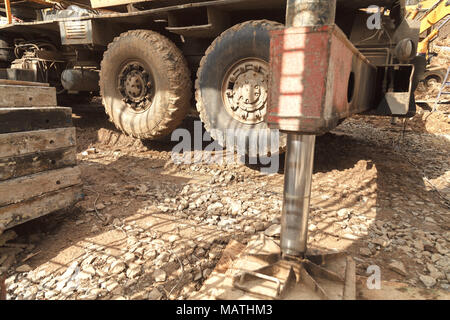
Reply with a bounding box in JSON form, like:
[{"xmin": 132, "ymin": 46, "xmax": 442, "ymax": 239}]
[{"xmin": 0, "ymin": 0, "xmax": 424, "ymax": 155}]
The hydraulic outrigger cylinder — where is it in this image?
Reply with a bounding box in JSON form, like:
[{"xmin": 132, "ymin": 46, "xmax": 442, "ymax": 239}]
[
  {"xmin": 280, "ymin": 0, "xmax": 336, "ymax": 258},
  {"xmin": 232, "ymin": 0, "xmax": 357, "ymax": 299}
]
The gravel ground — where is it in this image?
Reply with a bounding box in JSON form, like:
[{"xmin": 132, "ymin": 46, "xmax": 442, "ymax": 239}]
[{"xmin": 0, "ymin": 100, "xmax": 449, "ymax": 300}]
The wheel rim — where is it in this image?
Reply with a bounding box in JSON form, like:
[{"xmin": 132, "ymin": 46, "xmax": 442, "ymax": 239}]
[
  {"xmin": 118, "ymin": 61, "xmax": 155, "ymax": 113},
  {"xmin": 222, "ymin": 58, "xmax": 269, "ymax": 125}
]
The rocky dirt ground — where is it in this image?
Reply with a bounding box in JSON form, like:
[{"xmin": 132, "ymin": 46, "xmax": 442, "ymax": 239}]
[
  {"xmin": 1, "ymin": 56, "xmax": 450, "ymax": 299},
  {"xmin": 1, "ymin": 101, "xmax": 448, "ymax": 300}
]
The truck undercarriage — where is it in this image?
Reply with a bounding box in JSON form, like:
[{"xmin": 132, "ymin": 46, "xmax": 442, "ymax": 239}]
[{"xmin": 0, "ymin": 0, "xmax": 424, "ymax": 155}]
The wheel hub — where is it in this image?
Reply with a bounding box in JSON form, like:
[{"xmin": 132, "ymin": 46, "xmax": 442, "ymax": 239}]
[
  {"xmin": 118, "ymin": 62, "xmax": 154, "ymax": 112},
  {"xmin": 223, "ymin": 59, "xmax": 269, "ymax": 124}
]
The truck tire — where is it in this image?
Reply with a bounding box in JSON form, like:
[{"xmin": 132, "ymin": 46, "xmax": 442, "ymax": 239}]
[
  {"xmin": 195, "ymin": 20, "xmax": 286, "ymax": 157},
  {"xmin": 100, "ymin": 30, "xmax": 191, "ymax": 140}
]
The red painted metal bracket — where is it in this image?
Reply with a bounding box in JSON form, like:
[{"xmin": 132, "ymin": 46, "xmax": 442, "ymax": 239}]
[{"xmin": 267, "ymin": 25, "xmax": 377, "ymax": 135}]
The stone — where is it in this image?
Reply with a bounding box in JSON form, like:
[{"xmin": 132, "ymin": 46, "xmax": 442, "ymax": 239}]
[
  {"xmin": 110, "ymin": 261, "xmax": 126, "ymax": 275},
  {"xmin": 16, "ymin": 264, "xmax": 32, "ymax": 273},
  {"xmin": 155, "ymin": 252, "xmax": 170, "ymax": 267},
  {"xmin": 31, "ymin": 269, "xmax": 47, "ymax": 282},
  {"xmin": 435, "ymin": 243, "xmax": 447, "ymax": 255},
  {"xmin": 229, "ymin": 200, "xmax": 242, "ymax": 215},
  {"xmin": 343, "ymin": 233, "xmax": 359, "ymax": 240},
  {"xmin": 55, "ymin": 279, "xmax": 69, "ymax": 292},
  {"xmin": 431, "ymin": 253, "xmax": 442, "ymax": 263},
  {"xmin": 264, "ymin": 224, "xmax": 281, "ymax": 237},
  {"xmin": 424, "ymin": 244, "xmax": 437, "ymax": 253},
  {"xmin": 106, "ymin": 281, "xmax": 119, "ymax": 292},
  {"xmin": 414, "ymin": 240, "xmax": 424, "ymax": 251},
  {"xmin": 168, "ymin": 235, "xmax": 180, "ymax": 243},
  {"xmin": 194, "ymin": 271, "xmax": 202, "ymax": 281},
  {"xmin": 44, "ymin": 290, "xmax": 57, "ymax": 299},
  {"xmin": 337, "ymin": 209, "xmax": 350, "ymax": 218},
  {"xmin": 144, "ymin": 249, "xmax": 157, "ymax": 259},
  {"xmin": 153, "ymin": 269, "xmax": 167, "ymax": 282},
  {"xmin": 372, "ymin": 238, "xmax": 389, "ymax": 247},
  {"xmin": 218, "ymin": 218, "xmax": 235, "ymax": 228},
  {"xmin": 203, "ymin": 268, "xmax": 212, "ymax": 279},
  {"xmin": 124, "ymin": 252, "xmax": 136, "ymax": 264},
  {"xmin": 388, "ymin": 260, "xmax": 407, "ymax": 276},
  {"xmin": 253, "ymin": 222, "xmax": 265, "ymax": 232},
  {"xmin": 77, "ymin": 271, "xmax": 92, "ymax": 281},
  {"xmin": 79, "ymin": 290, "xmax": 99, "ymax": 300},
  {"xmin": 148, "ymin": 288, "xmax": 163, "ymax": 300},
  {"xmin": 436, "ymin": 257, "xmax": 450, "ymax": 271},
  {"xmin": 359, "ymin": 248, "xmax": 372, "ymax": 257},
  {"xmin": 194, "ymin": 247, "xmax": 206, "ymax": 257},
  {"xmin": 130, "ymin": 290, "xmax": 147, "ymax": 300},
  {"xmin": 61, "ymin": 261, "xmax": 78, "ymax": 280},
  {"xmin": 82, "ymin": 255, "xmax": 96, "ymax": 266},
  {"xmin": 427, "ymin": 263, "xmax": 439, "ymax": 274},
  {"xmin": 207, "ymin": 202, "xmax": 224, "ymax": 212},
  {"xmin": 126, "ymin": 263, "xmax": 141, "ymax": 279},
  {"xmin": 244, "ymin": 226, "xmax": 256, "ymax": 235},
  {"xmin": 61, "ymin": 281, "xmax": 78, "ymax": 295},
  {"xmin": 419, "ymin": 274, "xmax": 436, "ymax": 288}
]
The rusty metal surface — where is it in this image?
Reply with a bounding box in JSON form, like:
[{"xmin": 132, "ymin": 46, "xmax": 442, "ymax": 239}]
[
  {"xmin": 267, "ymin": 24, "xmax": 376, "ymax": 134},
  {"xmin": 375, "ymin": 64, "xmax": 415, "ymax": 115},
  {"xmin": 194, "ymin": 238, "xmax": 450, "ymax": 300},
  {"xmin": 229, "ymin": 236, "xmax": 354, "ymax": 300},
  {"xmin": 0, "ymin": 0, "xmax": 403, "ymax": 34}
]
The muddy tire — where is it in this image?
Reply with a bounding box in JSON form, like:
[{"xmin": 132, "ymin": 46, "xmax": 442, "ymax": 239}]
[
  {"xmin": 195, "ymin": 20, "xmax": 286, "ymax": 157},
  {"xmin": 423, "ymin": 69, "xmax": 446, "ymax": 88},
  {"xmin": 100, "ymin": 30, "xmax": 191, "ymax": 140}
]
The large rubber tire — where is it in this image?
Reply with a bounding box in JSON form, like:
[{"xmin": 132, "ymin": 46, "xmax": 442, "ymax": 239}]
[
  {"xmin": 195, "ymin": 20, "xmax": 286, "ymax": 157},
  {"xmin": 100, "ymin": 30, "xmax": 191, "ymax": 140}
]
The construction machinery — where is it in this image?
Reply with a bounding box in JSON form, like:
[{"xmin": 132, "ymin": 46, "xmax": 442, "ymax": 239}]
[
  {"xmin": 0, "ymin": 0, "xmax": 427, "ymax": 300},
  {"xmin": 192, "ymin": 0, "xmax": 426, "ymax": 300},
  {"xmin": 0, "ymin": 0, "xmax": 424, "ymax": 157},
  {"xmin": 407, "ymin": 0, "xmax": 450, "ymax": 88}
]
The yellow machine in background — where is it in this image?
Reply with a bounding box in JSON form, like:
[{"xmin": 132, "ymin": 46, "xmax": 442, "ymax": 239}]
[{"xmin": 407, "ymin": 0, "xmax": 450, "ymax": 86}]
